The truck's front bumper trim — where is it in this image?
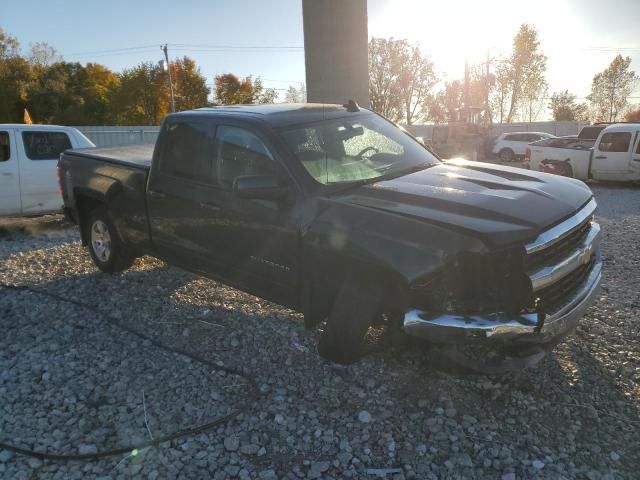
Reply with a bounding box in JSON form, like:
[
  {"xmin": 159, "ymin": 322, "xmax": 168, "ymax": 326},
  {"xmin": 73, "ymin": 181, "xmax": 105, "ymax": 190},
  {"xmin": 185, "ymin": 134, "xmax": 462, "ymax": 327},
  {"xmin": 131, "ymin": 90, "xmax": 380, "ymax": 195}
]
[{"xmin": 403, "ymin": 258, "xmax": 601, "ymax": 345}]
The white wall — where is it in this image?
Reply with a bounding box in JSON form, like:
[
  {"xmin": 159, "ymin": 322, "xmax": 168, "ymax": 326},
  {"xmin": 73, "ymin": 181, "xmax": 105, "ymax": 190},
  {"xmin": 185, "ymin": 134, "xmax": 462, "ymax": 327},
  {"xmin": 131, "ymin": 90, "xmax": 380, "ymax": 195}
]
[
  {"xmin": 75, "ymin": 126, "xmax": 161, "ymax": 148},
  {"xmin": 404, "ymin": 121, "xmax": 590, "ymax": 142}
]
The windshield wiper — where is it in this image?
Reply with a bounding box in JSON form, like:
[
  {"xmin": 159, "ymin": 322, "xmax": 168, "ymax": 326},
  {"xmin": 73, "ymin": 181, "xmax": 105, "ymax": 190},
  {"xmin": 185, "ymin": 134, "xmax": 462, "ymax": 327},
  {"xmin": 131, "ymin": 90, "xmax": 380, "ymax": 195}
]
[
  {"xmin": 324, "ymin": 162, "xmax": 436, "ymax": 195},
  {"xmin": 382, "ymin": 161, "xmax": 436, "ymax": 179}
]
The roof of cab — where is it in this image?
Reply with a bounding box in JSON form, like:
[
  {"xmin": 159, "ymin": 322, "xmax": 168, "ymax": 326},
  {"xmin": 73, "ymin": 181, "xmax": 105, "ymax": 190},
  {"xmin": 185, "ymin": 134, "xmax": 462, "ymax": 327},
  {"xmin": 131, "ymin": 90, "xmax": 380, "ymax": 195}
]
[
  {"xmin": 170, "ymin": 103, "xmax": 373, "ymax": 128},
  {"xmin": 601, "ymin": 122, "xmax": 640, "ymax": 133}
]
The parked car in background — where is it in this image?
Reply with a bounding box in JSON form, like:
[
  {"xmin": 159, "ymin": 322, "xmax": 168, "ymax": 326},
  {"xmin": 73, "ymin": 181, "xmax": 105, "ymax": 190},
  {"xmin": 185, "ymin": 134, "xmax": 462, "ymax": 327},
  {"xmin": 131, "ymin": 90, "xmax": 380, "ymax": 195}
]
[
  {"xmin": 0, "ymin": 125, "xmax": 95, "ymax": 216},
  {"xmin": 490, "ymin": 132, "xmax": 555, "ymax": 162},
  {"xmin": 59, "ymin": 103, "xmax": 601, "ymax": 370},
  {"xmin": 526, "ymin": 123, "xmax": 640, "ymax": 181}
]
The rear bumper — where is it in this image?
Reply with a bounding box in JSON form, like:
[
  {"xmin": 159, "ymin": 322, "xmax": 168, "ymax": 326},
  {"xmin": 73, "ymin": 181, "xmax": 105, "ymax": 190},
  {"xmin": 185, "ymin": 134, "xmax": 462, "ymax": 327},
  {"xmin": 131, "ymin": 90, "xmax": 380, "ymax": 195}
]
[{"xmin": 403, "ymin": 257, "xmax": 601, "ymax": 346}]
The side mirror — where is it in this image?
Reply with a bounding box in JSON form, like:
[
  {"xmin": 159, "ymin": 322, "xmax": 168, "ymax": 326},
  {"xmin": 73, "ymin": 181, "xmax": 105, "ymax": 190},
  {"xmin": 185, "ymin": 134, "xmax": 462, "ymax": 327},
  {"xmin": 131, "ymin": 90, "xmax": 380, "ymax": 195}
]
[{"xmin": 233, "ymin": 175, "xmax": 289, "ymax": 200}]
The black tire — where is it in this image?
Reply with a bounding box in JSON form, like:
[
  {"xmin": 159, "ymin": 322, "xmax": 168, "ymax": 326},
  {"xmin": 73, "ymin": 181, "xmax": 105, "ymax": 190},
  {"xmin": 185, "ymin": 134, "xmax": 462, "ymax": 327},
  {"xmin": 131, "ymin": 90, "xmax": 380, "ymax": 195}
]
[
  {"xmin": 560, "ymin": 163, "xmax": 574, "ymax": 178},
  {"xmin": 499, "ymin": 148, "xmax": 514, "ymax": 162},
  {"xmin": 85, "ymin": 207, "xmax": 134, "ymax": 273},
  {"xmin": 318, "ymin": 273, "xmax": 381, "ymax": 364}
]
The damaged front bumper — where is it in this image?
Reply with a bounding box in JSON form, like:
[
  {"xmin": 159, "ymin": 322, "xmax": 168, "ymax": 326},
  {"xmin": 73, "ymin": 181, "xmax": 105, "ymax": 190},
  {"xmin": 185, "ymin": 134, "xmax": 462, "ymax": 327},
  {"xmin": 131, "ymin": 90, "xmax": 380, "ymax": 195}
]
[{"xmin": 403, "ymin": 256, "xmax": 601, "ymax": 346}]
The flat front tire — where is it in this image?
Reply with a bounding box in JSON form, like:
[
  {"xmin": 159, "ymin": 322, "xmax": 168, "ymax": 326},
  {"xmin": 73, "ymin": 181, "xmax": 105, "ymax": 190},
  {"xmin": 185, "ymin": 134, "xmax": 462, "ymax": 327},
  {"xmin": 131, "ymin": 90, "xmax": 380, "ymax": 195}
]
[
  {"xmin": 85, "ymin": 208, "xmax": 134, "ymax": 273},
  {"xmin": 318, "ymin": 274, "xmax": 381, "ymax": 364}
]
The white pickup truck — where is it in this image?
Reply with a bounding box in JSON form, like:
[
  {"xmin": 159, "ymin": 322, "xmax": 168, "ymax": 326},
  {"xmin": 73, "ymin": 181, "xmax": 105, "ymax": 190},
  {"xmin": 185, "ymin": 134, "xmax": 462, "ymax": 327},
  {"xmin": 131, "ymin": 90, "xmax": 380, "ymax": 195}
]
[
  {"xmin": 0, "ymin": 124, "xmax": 95, "ymax": 216},
  {"xmin": 525, "ymin": 123, "xmax": 640, "ymax": 182}
]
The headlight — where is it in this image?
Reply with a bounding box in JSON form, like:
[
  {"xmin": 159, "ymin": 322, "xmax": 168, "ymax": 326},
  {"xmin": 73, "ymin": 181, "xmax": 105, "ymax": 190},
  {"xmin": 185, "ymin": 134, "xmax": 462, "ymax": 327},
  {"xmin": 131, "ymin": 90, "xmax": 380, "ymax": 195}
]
[{"xmin": 409, "ymin": 248, "xmax": 532, "ymax": 315}]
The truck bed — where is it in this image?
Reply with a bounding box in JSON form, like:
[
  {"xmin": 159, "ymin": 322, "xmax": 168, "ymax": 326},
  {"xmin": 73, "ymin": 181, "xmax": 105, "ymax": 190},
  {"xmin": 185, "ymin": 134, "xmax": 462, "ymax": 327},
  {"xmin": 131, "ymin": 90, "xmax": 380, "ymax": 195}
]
[
  {"xmin": 66, "ymin": 144, "xmax": 154, "ymax": 170},
  {"xmin": 60, "ymin": 145, "xmax": 153, "ymax": 250}
]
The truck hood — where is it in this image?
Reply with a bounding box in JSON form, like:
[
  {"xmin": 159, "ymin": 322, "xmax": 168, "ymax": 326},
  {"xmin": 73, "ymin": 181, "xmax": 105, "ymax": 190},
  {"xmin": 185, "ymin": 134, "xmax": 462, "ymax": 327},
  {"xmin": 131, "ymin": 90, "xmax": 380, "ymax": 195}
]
[{"xmin": 336, "ymin": 159, "xmax": 593, "ymax": 247}]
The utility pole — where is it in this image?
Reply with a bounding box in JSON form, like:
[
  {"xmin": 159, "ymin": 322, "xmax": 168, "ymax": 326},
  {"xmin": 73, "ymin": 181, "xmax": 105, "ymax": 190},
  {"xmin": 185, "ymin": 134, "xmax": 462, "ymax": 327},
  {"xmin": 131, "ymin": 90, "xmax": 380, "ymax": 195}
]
[
  {"xmin": 484, "ymin": 50, "xmax": 493, "ymax": 124},
  {"xmin": 161, "ymin": 44, "xmax": 176, "ymax": 113}
]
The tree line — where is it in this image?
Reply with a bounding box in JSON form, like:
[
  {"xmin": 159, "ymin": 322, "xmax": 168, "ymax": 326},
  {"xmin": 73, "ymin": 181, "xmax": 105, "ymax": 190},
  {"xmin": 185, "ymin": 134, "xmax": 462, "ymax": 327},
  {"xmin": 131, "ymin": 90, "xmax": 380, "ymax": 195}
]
[
  {"xmin": 2, "ymin": 25, "xmax": 638, "ymax": 126},
  {"xmin": 0, "ymin": 28, "xmax": 285, "ymax": 125},
  {"xmin": 369, "ymin": 24, "xmax": 639, "ymax": 125}
]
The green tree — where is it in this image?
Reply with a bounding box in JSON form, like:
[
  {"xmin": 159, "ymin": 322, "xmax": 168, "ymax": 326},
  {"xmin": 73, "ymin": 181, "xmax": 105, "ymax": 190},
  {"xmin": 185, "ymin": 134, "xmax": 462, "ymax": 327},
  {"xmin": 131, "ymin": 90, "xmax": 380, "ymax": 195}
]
[
  {"xmin": 520, "ymin": 70, "xmax": 548, "ymax": 122},
  {"xmin": 214, "ymin": 74, "xmax": 276, "ymax": 105},
  {"xmin": 171, "ymin": 56, "xmax": 210, "ymax": 111},
  {"xmin": 549, "ymin": 90, "xmax": 588, "ymax": 121},
  {"xmin": 28, "ymin": 42, "xmax": 62, "ymax": 68},
  {"xmin": 400, "ymin": 44, "xmax": 436, "ymax": 125},
  {"xmin": 0, "ymin": 57, "xmax": 32, "ymax": 122},
  {"xmin": 369, "ymin": 37, "xmax": 438, "ymax": 124},
  {"xmin": 0, "ymin": 28, "xmax": 20, "ymax": 59},
  {"xmin": 25, "ymin": 62, "xmax": 81, "ymax": 123},
  {"xmin": 588, "ymin": 55, "xmax": 638, "ymax": 122},
  {"xmin": 490, "ymin": 58, "xmax": 512, "ymax": 124},
  {"xmin": 441, "ymin": 80, "xmax": 463, "ymax": 122},
  {"xmin": 82, "ymin": 63, "xmax": 120, "ymax": 124},
  {"xmin": 284, "ymin": 84, "xmax": 306, "ymax": 103},
  {"xmin": 623, "ymin": 106, "xmax": 640, "ymax": 122},
  {"xmin": 0, "ymin": 28, "xmax": 31, "ymax": 122},
  {"xmin": 505, "ymin": 24, "xmax": 547, "ymax": 123},
  {"xmin": 112, "ymin": 62, "xmax": 169, "ymax": 125}
]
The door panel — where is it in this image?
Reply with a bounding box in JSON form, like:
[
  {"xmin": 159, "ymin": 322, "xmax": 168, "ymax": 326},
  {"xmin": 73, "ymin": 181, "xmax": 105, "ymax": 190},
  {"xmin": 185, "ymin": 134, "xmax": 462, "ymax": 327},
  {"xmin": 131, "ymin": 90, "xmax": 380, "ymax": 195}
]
[
  {"xmin": 212, "ymin": 124, "xmax": 299, "ymax": 305},
  {"xmin": 146, "ymin": 119, "xmax": 222, "ymax": 270},
  {"xmin": 0, "ymin": 130, "xmax": 20, "ymax": 215},
  {"xmin": 17, "ymin": 130, "xmax": 72, "ymax": 214},
  {"xmin": 147, "ymin": 178, "xmax": 227, "ymax": 273},
  {"xmin": 591, "ymin": 131, "xmax": 634, "ymax": 181}
]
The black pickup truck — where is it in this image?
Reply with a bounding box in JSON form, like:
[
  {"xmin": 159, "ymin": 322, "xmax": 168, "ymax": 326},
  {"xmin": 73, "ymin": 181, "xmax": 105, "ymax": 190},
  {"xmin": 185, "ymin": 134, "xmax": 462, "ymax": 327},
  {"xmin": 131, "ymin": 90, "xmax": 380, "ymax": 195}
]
[{"xmin": 59, "ymin": 104, "xmax": 602, "ymax": 369}]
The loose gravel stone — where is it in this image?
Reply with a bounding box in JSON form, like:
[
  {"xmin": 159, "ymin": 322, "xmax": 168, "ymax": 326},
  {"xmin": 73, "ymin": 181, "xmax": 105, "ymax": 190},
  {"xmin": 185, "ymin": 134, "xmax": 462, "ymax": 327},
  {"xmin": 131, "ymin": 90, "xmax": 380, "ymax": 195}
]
[
  {"xmin": 358, "ymin": 411, "xmax": 372, "ymax": 423},
  {"xmin": 1, "ymin": 187, "xmax": 639, "ymax": 479}
]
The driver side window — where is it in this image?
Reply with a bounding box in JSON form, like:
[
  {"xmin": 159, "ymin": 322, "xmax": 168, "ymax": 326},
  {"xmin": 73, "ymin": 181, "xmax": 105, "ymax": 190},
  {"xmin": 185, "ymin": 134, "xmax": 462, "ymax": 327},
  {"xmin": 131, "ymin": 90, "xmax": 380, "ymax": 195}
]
[
  {"xmin": 343, "ymin": 124, "xmax": 404, "ymax": 157},
  {"xmin": 216, "ymin": 126, "xmax": 276, "ymax": 188}
]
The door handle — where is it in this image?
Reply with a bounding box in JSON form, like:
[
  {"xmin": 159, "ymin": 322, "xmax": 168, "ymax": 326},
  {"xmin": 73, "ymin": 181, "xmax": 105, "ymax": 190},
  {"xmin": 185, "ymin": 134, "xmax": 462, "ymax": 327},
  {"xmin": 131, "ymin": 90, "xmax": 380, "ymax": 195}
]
[
  {"xmin": 199, "ymin": 202, "xmax": 220, "ymax": 212},
  {"xmin": 1, "ymin": 172, "xmax": 13, "ymax": 176},
  {"xmin": 594, "ymin": 155, "xmax": 607, "ymax": 160},
  {"xmin": 633, "ymin": 158, "xmax": 640, "ymax": 162},
  {"xmin": 148, "ymin": 190, "xmax": 167, "ymax": 199}
]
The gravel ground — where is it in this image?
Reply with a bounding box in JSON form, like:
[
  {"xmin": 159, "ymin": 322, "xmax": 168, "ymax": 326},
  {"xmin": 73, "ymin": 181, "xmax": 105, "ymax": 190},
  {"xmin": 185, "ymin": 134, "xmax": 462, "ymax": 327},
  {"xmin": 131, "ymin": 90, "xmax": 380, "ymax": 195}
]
[{"xmin": 0, "ymin": 184, "xmax": 639, "ymax": 480}]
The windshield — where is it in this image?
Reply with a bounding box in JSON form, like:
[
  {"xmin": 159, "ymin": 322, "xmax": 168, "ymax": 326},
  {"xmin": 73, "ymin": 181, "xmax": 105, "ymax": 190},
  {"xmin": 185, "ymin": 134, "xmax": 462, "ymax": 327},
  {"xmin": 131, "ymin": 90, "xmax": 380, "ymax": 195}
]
[{"xmin": 281, "ymin": 114, "xmax": 439, "ymax": 186}]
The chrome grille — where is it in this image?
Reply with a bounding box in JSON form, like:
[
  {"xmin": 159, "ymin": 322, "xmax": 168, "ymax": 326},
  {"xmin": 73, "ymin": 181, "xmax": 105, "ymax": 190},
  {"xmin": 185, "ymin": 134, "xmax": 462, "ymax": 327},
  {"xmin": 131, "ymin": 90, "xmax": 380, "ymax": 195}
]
[
  {"xmin": 525, "ymin": 199, "xmax": 600, "ymax": 314},
  {"xmin": 526, "ymin": 220, "xmax": 591, "ymax": 273},
  {"xmin": 536, "ymin": 256, "xmax": 596, "ymax": 313}
]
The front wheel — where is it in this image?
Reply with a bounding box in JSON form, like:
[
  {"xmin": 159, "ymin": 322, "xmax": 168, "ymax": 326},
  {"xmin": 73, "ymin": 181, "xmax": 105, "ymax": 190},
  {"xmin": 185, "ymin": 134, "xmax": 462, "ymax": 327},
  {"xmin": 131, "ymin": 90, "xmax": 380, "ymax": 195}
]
[
  {"xmin": 85, "ymin": 208, "xmax": 134, "ymax": 273},
  {"xmin": 499, "ymin": 148, "xmax": 514, "ymax": 162},
  {"xmin": 318, "ymin": 274, "xmax": 382, "ymax": 364}
]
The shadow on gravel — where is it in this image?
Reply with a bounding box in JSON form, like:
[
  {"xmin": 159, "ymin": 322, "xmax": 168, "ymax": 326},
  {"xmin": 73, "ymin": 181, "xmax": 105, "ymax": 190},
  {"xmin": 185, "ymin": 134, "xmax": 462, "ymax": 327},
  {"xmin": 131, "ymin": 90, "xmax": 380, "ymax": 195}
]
[
  {"xmin": 0, "ymin": 266, "xmax": 253, "ymax": 458},
  {"xmin": 2, "ymin": 232, "xmax": 638, "ymax": 477}
]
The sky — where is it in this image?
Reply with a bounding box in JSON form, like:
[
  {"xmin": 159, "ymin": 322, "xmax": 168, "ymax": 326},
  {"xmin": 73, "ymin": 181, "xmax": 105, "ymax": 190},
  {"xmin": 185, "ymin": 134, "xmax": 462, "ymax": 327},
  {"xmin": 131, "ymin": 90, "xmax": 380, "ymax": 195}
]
[{"xmin": 3, "ymin": 0, "xmax": 640, "ymax": 113}]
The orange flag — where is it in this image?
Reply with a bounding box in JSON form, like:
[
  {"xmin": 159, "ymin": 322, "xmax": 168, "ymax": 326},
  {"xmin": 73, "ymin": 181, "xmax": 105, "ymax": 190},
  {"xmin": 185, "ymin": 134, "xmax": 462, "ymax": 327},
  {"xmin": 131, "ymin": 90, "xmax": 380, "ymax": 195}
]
[{"xmin": 23, "ymin": 108, "xmax": 33, "ymax": 125}]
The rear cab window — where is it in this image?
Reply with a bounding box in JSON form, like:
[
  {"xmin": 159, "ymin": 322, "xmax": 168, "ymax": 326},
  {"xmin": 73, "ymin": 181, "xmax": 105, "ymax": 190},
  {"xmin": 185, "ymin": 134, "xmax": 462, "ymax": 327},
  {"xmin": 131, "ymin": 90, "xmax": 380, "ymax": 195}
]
[
  {"xmin": 158, "ymin": 120, "xmax": 216, "ymax": 184},
  {"xmin": 22, "ymin": 131, "xmax": 72, "ymax": 160},
  {"xmin": 0, "ymin": 132, "xmax": 10, "ymax": 161},
  {"xmin": 598, "ymin": 132, "xmax": 631, "ymax": 153}
]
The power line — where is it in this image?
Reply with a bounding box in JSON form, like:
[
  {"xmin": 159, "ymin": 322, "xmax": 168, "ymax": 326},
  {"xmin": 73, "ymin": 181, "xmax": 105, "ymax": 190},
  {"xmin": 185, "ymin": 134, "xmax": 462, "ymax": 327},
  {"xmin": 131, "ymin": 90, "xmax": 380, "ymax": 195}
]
[
  {"xmin": 65, "ymin": 45, "xmax": 159, "ymax": 56},
  {"xmin": 169, "ymin": 43, "xmax": 303, "ymax": 50}
]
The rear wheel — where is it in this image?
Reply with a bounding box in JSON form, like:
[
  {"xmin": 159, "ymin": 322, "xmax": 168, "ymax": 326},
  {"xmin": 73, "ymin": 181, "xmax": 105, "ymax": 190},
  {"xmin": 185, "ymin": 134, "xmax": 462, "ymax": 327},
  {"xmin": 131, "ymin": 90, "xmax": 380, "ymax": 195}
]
[
  {"xmin": 85, "ymin": 208, "xmax": 134, "ymax": 273},
  {"xmin": 318, "ymin": 273, "xmax": 382, "ymax": 364},
  {"xmin": 559, "ymin": 163, "xmax": 574, "ymax": 178},
  {"xmin": 499, "ymin": 148, "xmax": 514, "ymax": 162}
]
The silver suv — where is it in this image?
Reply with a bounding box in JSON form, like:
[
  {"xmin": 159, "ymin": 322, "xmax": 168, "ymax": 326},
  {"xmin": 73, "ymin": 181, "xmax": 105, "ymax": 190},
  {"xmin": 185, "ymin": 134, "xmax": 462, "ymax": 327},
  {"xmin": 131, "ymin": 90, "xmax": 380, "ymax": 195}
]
[{"xmin": 492, "ymin": 132, "xmax": 555, "ymax": 162}]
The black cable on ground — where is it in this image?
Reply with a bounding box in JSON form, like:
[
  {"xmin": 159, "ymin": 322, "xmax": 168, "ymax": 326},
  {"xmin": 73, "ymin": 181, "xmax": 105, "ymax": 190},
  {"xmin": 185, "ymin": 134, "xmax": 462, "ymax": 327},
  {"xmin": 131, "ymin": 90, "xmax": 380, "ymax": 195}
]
[{"xmin": 0, "ymin": 282, "xmax": 261, "ymax": 462}]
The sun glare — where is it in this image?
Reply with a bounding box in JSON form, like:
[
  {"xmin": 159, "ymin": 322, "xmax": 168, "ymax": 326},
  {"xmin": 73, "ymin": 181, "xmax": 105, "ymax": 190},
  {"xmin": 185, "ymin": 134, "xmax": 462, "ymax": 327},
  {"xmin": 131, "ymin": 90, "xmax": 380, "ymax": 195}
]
[{"xmin": 370, "ymin": 0, "xmax": 578, "ymax": 85}]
